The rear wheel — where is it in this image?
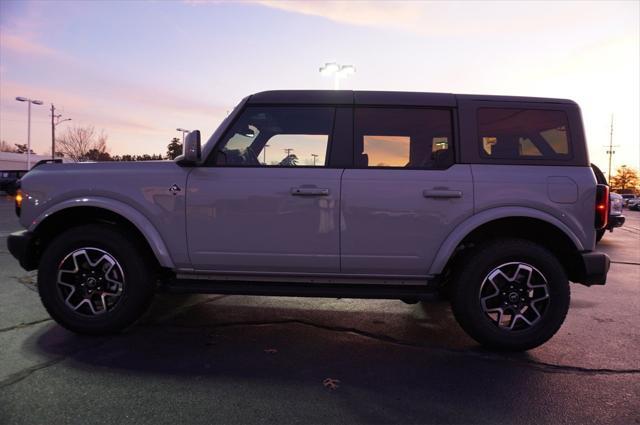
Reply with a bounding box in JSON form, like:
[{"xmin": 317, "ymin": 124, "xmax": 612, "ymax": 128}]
[
  {"xmin": 451, "ymin": 238, "xmax": 570, "ymax": 351},
  {"xmin": 38, "ymin": 224, "xmax": 155, "ymax": 334}
]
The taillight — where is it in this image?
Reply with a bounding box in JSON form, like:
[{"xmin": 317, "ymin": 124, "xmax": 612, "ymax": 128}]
[
  {"xmin": 595, "ymin": 184, "xmax": 609, "ymax": 230},
  {"xmin": 15, "ymin": 189, "xmax": 22, "ymax": 217}
]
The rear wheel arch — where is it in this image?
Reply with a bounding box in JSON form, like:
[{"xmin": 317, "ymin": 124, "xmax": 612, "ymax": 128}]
[{"xmin": 432, "ymin": 213, "xmax": 585, "ymax": 284}]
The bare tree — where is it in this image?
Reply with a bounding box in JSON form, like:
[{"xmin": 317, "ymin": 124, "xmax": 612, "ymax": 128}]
[{"xmin": 56, "ymin": 126, "xmax": 110, "ymax": 162}]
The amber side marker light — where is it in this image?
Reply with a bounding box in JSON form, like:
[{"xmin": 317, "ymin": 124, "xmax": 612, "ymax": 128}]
[{"xmin": 15, "ymin": 190, "xmax": 23, "ymax": 217}]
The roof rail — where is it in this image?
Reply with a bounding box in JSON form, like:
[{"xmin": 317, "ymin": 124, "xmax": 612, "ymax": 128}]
[{"xmin": 32, "ymin": 159, "xmax": 63, "ymax": 169}]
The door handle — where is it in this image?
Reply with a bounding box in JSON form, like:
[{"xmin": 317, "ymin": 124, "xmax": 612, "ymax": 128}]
[
  {"xmin": 291, "ymin": 187, "xmax": 330, "ymax": 196},
  {"xmin": 423, "ymin": 189, "xmax": 463, "ymax": 199}
]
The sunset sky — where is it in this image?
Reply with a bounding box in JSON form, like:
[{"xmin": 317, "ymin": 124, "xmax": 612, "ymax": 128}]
[{"xmin": 0, "ymin": 0, "xmax": 638, "ymax": 172}]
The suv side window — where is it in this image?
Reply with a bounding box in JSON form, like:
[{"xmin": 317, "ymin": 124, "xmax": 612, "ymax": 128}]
[
  {"xmin": 478, "ymin": 108, "xmax": 571, "ymax": 160},
  {"xmin": 212, "ymin": 106, "xmax": 334, "ymax": 167},
  {"xmin": 354, "ymin": 108, "xmax": 453, "ymax": 169}
]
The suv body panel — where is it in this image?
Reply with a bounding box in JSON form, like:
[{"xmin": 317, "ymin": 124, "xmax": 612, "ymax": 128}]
[
  {"xmin": 19, "ymin": 161, "xmax": 189, "ymax": 268},
  {"xmin": 186, "ymin": 167, "xmax": 342, "ymax": 272},
  {"xmin": 471, "ymin": 164, "xmax": 597, "ymax": 250},
  {"xmin": 341, "ymin": 165, "xmax": 473, "ymax": 275}
]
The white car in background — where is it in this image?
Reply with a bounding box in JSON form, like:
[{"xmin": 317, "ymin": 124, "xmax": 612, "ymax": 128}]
[
  {"xmin": 597, "ymin": 193, "xmax": 625, "ymax": 242},
  {"xmin": 620, "ymin": 193, "xmax": 637, "ymax": 207}
]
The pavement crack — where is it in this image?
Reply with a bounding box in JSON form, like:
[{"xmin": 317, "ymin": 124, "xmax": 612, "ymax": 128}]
[
  {"xmin": 142, "ymin": 294, "xmax": 229, "ymax": 325},
  {"xmin": 0, "ymin": 336, "xmax": 115, "ymax": 389},
  {"xmin": 153, "ymin": 318, "xmax": 640, "ymax": 376},
  {"xmin": 0, "ymin": 318, "xmax": 52, "ymax": 333},
  {"xmin": 0, "ymin": 358, "xmax": 64, "ymax": 389},
  {"xmin": 610, "ymin": 260, "xmax": 640, "ymax": 266}
]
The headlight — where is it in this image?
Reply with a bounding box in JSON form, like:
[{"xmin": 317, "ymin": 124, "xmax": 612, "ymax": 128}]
[
  {"xmin": 611, "ymin": 199, "xmax": 623, "ymax": 214},
  {"xmin": 15, "ymin": 189, "xmax": 22, "ymax": 217}
]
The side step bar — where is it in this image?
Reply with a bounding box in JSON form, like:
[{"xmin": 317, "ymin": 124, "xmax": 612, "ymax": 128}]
[{"xmin": 162, "ymin": 279, "xmax": 440, "ymax": 301}]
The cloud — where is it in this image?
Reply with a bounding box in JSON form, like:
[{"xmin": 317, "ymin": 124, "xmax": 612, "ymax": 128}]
[
  {"xmin": 254, "ymin": 0, "xmax": 423, "ymax": 30},
  {"xmin": 184, "ymin": 0, "xmax": 428, "ymax": 32},
  {"xmin": 0, "ymin": 31, "xmax": 59, "ymax": 57},
  {"xmin": 186, "ymin": 0, "xmax": 637, "ymax": 38}
]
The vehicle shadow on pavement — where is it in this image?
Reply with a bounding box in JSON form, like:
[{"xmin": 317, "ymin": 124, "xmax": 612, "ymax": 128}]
[
  {"xmin": 11, "ymin": 295, "xmax": 638, "ymax": 423},
  {"xmin": 24, "ymin": 294, "xmax": 536, "ymax": 372}
]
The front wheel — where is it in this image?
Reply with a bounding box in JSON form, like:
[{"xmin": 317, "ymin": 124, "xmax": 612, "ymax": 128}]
[
  {"xmin": 451, "ymin": 239, "xmax": 570, "ymax": 351},
  {"xmin": 37, "ymin": 224, "xmax": 155, "ymax": 335}
]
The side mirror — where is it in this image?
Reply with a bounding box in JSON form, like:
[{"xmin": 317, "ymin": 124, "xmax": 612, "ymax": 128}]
[{"xmin": 176, "ymin": 130, "xmax": 201, "ymax": 166}]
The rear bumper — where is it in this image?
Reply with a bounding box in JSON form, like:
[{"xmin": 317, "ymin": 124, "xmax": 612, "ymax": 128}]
[
  {"xmin": 7, "ymin": 230, "xmax": 37, "ymax": 271},
  {"xmin": 606, "ymin": 214, "xmax": 625, "ymax": 230},
  {"xmin": 575, "ymin": 251, "xmax": 610, "ymax": 286}
]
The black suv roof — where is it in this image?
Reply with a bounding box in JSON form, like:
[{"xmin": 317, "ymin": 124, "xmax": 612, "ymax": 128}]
[{"xmin": 248, "ymin": 90, "xmax": 577, "ymax": 107}]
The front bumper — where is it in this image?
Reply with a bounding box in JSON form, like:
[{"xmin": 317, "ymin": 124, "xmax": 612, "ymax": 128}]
[
  {"xmin": 575, "ymin": 251, "xmax": 610, "ymax": 286},
  {"xmin": 7, "ymin": 230, "xmax": 38, "ymax": 271},
  {"xmin": 606, "ymin": 214, "xmax": 625, "ymax": 230}
]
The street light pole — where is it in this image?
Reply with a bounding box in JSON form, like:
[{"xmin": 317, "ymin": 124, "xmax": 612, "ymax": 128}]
[
  {"xmin": 319, "ymin": 62, "xmax": 356, "ymax": 90},
  {"xmin": 16, "ymin": 96, "xmax": 44, "ymax": 169},
  {"xmin": 311, "ymin": 153, "xmax": 318, "ymax": 166},
  {"xmin": 176, "ymin": 128, "xmax": 190, "ymax": 144}
]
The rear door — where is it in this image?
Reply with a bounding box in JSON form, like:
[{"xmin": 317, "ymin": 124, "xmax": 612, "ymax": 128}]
[
  {"xmin": 340, "ymin": 106, "xmax": 473, "ymax": 276},
  {"xmin": 186, "ymin": 106, "xmax": 350, "ymax": 273}
]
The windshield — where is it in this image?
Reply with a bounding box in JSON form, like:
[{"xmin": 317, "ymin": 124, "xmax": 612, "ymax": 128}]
[{"xmin": 201, "ymin": 97, "xmax": 248, "ymax": 162}]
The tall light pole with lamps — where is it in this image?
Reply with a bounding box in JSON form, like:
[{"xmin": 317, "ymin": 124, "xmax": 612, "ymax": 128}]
[
  {"xmin": 15, "ymin": 96, "xmax": 44, "ymax": 169},
  {"xmin": 319, "ymin": 62, "xmax": 356, "ymax": 90},
  {"xmin": 176, "ymin": 128, "xmax": 190, "ymax": 143}
]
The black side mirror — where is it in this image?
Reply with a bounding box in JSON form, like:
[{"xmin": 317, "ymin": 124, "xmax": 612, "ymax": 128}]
[{"xmin": 176, "ymin": 130, "xmax": 201, "ymax": 166}]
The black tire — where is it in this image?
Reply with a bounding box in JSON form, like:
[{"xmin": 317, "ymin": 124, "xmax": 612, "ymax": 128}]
[
  {"xmin": 596, "ymin": 228, "xmax": 606, "ymax": 243},
  {"xmin": 38, "ymin": 224, "xmax": 155, "ymax": 335},
  {"xmin": 451, "ymin": 238, "xmax": 570, "ymax": 351}
]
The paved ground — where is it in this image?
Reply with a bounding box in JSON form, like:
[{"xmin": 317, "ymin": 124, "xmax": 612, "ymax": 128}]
[{"xmin": 0, "ymin": 194, "xmax": 638, "ymax": 424}]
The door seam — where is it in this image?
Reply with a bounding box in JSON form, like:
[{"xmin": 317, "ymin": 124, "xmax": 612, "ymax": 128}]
[{"xmin": 339, "ymin": 168, "xmax": 346, "ymax": 273}]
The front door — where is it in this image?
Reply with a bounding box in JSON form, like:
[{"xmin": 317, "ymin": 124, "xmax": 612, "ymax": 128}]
[
  {"xmin": 340, "ymin": 107, "xmax": 474, "ymax": 276},
  {"xmin": 186, "ymin": 106, "xmax": 343, "ymax": 273}
]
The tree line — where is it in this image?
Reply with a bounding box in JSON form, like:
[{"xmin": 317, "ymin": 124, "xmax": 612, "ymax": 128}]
[{"xmin": 1, "ymin": 125, "xmax": 183, "ymax": 162}]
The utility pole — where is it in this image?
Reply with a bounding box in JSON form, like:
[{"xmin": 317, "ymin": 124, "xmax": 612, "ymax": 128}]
[
  {"xmin": 50, "ymin": 104, "xmax": 71, "ymax": 159},
  {"xmin": 284, "ymin": 148, "xmax": 294, "ymax": 157},
  {"xmin": 605, "ymin": 114, "xmax": 619, "ymax": 182},
  {"xmin": 311, "ymin": 153, "xmax": 318, "ymax": 166}
]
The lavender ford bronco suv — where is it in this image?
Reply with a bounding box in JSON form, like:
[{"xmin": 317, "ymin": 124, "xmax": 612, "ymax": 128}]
[{"xmin": 8, "ymin": 90, "xmax": 611, "ymax": 351}]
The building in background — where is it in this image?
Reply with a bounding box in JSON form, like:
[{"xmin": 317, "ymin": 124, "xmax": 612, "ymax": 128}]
[{"xmin": 0, "ymin": 152, "xmax": 68, "ymax": 171}]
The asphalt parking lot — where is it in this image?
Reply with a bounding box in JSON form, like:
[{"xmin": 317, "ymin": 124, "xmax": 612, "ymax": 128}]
[{"xmin": 0, "ymin": 194, "xmax": 638, "ymax": 424}]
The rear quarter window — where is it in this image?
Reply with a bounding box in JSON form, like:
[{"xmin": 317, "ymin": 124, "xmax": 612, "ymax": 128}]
[{"xmin": 478, "ymin": 108, "xmax": 572, "ymax": 161}]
